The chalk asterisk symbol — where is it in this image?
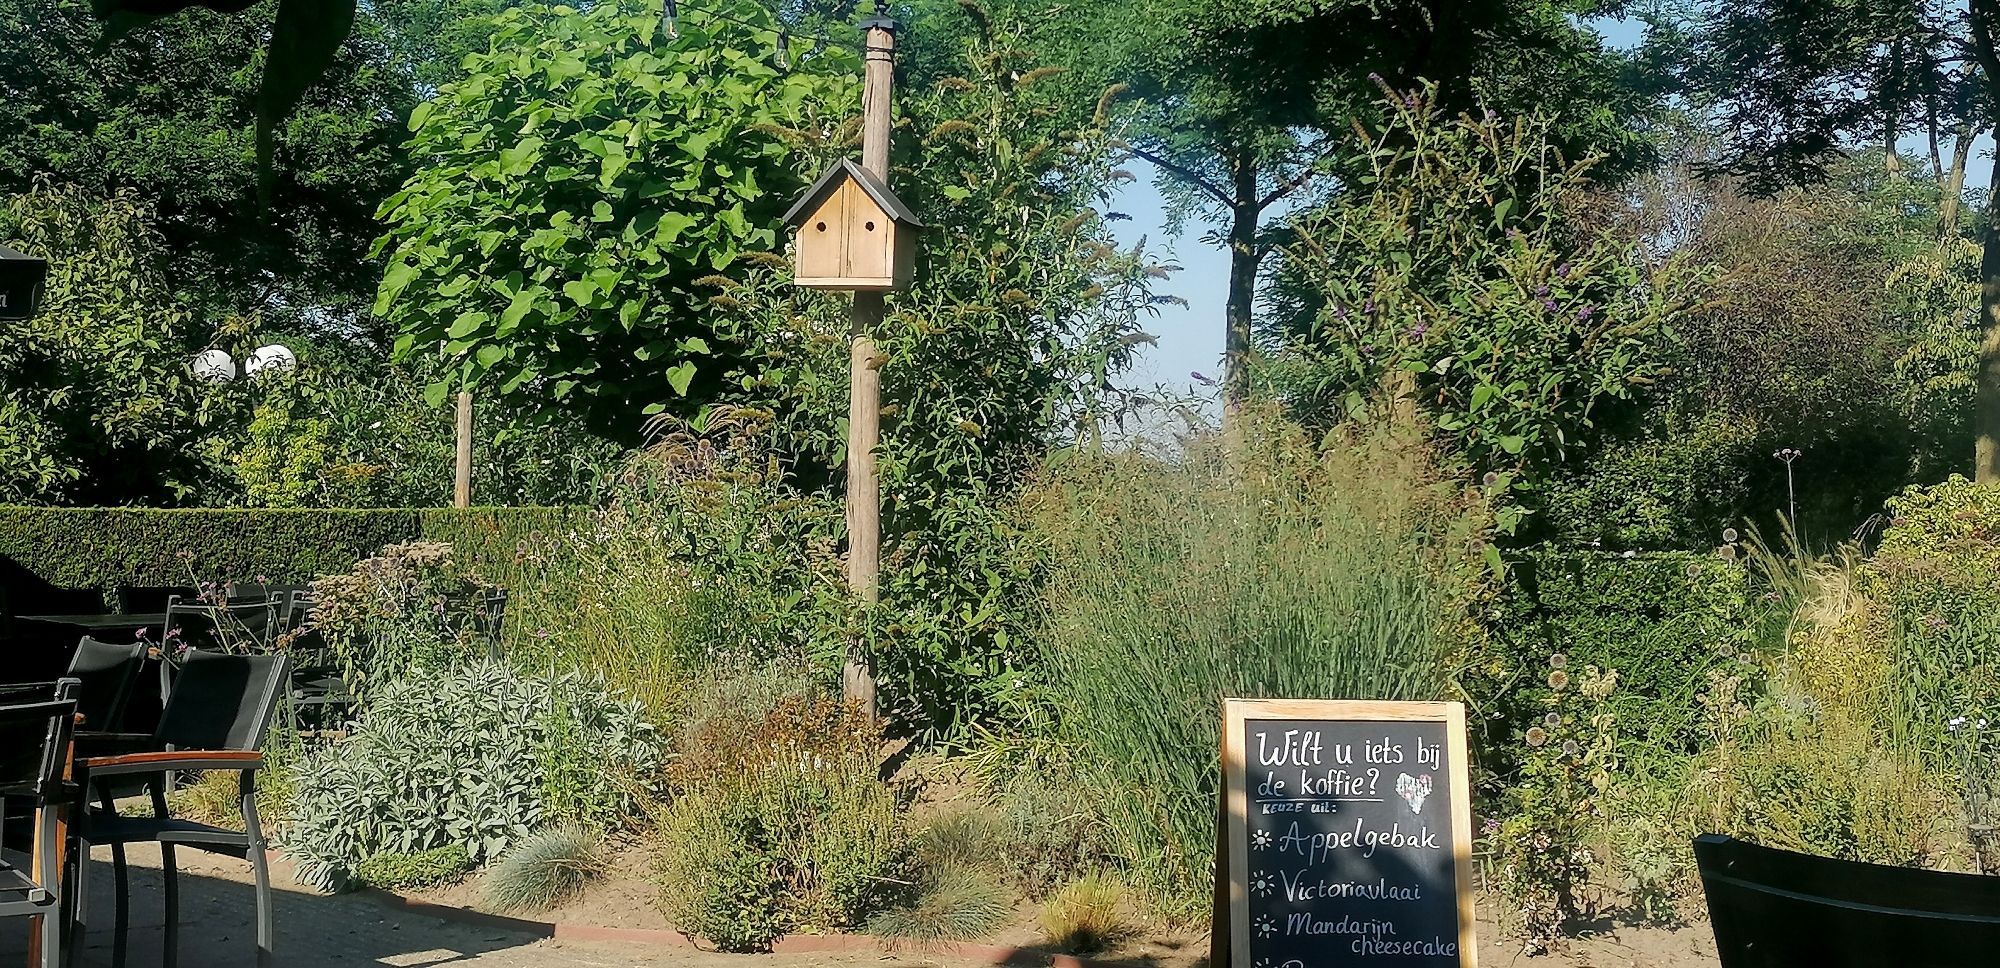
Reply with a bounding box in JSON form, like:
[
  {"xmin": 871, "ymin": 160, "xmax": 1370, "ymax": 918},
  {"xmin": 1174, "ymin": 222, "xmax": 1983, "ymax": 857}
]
[
  {"xmin": 1254, "ymin": 915, "xmax": 1277, "ymax": 939},
  {"xmin": 1251, "ymin": 828, "xmax": 1273, "ymax": 850},
  {"xmin": 1250, "ymin": 870, "xmax": 1275, "ymax": 898}
]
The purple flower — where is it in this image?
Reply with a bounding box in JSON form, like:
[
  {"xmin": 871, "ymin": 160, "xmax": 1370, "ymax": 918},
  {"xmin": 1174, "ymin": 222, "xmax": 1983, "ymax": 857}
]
[
  {"xmin": 1542, "ymin": 298, "xmax": 1559, "ymax": 313},
  {"xmin": 1576, "ymin": 305, "xmax": 1596, "ymax": 322},
  {"xmin": 1534, "ymin": 284, "xmax": 1549, "ymax": 298},
  {"xmin": 1359, "ymin": 344, "xmax": 1375, "ymax": 357},
  {"xmin": 1333, "ymin": 302, "xmax": 1349, "ymax": 320},
  {"xmin": 1555, "ymin": 262, "xmax": 1573, "ymax": 279},
  {"xmin": 1363, "ymin": 298, "xmax": 1377, "ymax": 314},
  {"xmin": 1407, "ymin": 322, "xmax": 1428, "ymax": 340}
]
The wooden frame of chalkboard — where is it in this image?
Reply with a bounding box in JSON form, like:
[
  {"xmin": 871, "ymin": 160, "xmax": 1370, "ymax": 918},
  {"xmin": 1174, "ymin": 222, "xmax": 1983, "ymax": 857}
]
[{"xmin": 1219, "ymin": 699, "xmax": 1477, "ymax": 968}]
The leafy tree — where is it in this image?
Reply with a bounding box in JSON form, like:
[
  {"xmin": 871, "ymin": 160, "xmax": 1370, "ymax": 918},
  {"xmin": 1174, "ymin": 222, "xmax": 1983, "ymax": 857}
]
[
  {"xmin": 1680, "ymin": 0, "xmax": 2000, "ymax": 481},
  {"xmin": 0, "ymin": 184, "xmax": 230, "ymax": 504},
  {"xmin": 1262, "ymin": 88, "xmax": 1710, "ymax": 534},
  {"xmin": 1007, "ymin": 0, "xmax": 1664, "ymax": 403},
  {"xmin": 1540, "ymin": 154, "xmax": 1978, "ymax": 547},
  {"xmin": 87, "ymin": 0, "xmax": 371, "ymax": 194},
  {"xmin": 373, "ymin": 0, "xmax": 856, "ymax": 441},
  {"xmin": 0, "ymin": 0, "xmax": 413, "ymax": 325}
]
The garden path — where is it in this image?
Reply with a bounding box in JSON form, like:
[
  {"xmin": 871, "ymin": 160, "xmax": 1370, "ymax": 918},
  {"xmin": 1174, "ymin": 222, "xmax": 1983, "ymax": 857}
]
[
  {"xmin": 3, "ymin": 844, "xmax": 1720, "ymax": 967},
  {"xmin": 0, "ymin": 844, "xmax": 960, "ymax": 968}
]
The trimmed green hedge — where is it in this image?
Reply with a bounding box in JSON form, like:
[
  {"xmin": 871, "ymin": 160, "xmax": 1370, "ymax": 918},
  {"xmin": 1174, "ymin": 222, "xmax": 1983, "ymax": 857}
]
[{"xmin": 0, "ymin": 506, "xmax": 581, "ymax": 604}]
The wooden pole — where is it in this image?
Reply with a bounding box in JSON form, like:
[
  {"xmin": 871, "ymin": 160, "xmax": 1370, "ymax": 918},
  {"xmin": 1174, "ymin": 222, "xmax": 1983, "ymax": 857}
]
[
  {"xmin": 454, "ymin": 390, "xmax": 473, "ymax": 508},
  {"xmin": 843, "ymin": 14, "xmax": 896, "ymax": 717}
]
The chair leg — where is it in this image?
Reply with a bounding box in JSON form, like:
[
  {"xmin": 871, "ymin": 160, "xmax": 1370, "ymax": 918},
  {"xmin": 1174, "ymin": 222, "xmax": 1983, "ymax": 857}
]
[
  {"xmin": 243, "ymin": 783, "xmax": 273, "ymax": 967},
  {"xmin": 152, "ymin": 783, "xmax": 176, "ymax": 968},
  {"xmin": 37, "ymin": 804, "xmax": 60, "ymax": 968},
  {"xmin": 159, "ymin": 844, "xmax": 178, "ymax": 968},
  {"xmin": 67, "ymin": 836, "xmax": 89, "ymax": 968},
  {"xmin": 111, "ymin": 845, "xmax": 127, "ymax": 968}
]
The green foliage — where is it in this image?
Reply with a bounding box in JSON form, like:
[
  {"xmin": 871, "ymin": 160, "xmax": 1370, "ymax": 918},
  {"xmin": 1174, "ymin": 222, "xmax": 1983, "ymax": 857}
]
[
  {"xmin": 607, "ymin": 8, "xmax": 1158, "ymax": 740},
  {"xmin": 1029, "ymin": 411, "xmax": 1488, "ymax": 918},
  {"xmin": 354, "ymin": 844, "xmax": 475, "ymax": 891},
  {"xmin": 866, "ymin": 808, "xmax": 1016, "ymax": 942},
  {"xmin": 1037, "ymin": 874, "xmax": 1131, "ymax": 954},
  {"xmin": 374, "ymin": 0, "xmax": 853, "ymax": 432},
  {"xmin": 308, "ymin": 541, "xmax": 506, "ymax": 704},
  {"xmin": 227, "ymin": 360, "xmax": 620, "ymax": 509},
  {"xmin": 1868, "ymin": 478, "xmax": 2000, "ymax": 730},
  {"xmin": 0, "ymin": 0, "xmax": 409, "ymax": 321},
  {"xmin": 1265, "ymin": 88, "xmax": 1709, "ymax": 530},
  {"xmin": 653, "ymin": 689, "xmax": 901, "ymax": 950},
  {"xmin": 1477, "ymin": 550, "xmax": 1758, "ymax": 778},
  {"xmin": 480, "ymin": 826, "xmax": 603, "ymax": 912},
  {"xmin": 867, "ymin": 867, "xmax": 1014, "ymax": 943},
  {"xmin": 509, "ymin": 414, "xmax": 847, "ymax": 715},
  {"xmin": 0, "ymin": 506, "xmax": 575, "ymax": 603},
  {"xmin": 0, "ymin": 185, "xmax": 224, "ymax": 503},
  {"xmin": 281, "ymin": 661, "xmax": 659, "ymax": 891},
  {"xmin": 1489, "ymin": 662, "xmax": 1624, "ymax": 952},
  {"xmin": 1538, "ymin": 409, "xmax": 1760, "ymax": 549}
]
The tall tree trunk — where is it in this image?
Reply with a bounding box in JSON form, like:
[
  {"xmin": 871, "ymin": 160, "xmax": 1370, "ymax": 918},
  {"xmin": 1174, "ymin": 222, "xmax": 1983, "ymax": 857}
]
[
  {"xmin": 1942, "ymin": 129, "xmax": 1973, "ymax": 237},
  {"xmin": 1223, "ymin": 149, "xmax": 1260, "ymax": 409},
  {"xmin": 1978, "ymin": 138, "xmax": 2000, "ymax": 483}
]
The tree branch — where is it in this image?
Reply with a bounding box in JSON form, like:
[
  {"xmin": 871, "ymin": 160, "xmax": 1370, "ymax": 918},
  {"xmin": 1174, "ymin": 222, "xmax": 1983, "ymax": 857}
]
[{"xmin": 1128, "ymin": 145, "xmax": 1235, "ymax": 209}]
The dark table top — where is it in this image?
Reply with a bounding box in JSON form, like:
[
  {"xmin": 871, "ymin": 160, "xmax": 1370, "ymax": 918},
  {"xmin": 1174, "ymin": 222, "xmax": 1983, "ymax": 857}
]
[{"xmin": 13, "ymin": 612, "xmax": 167, "ymax": 631}]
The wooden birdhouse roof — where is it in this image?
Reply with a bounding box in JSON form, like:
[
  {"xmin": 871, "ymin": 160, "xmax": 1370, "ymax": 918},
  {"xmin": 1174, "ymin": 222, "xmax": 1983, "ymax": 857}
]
[{"xmin": 782, "ymin": 159, "xmax": 923, "ymax": 229}]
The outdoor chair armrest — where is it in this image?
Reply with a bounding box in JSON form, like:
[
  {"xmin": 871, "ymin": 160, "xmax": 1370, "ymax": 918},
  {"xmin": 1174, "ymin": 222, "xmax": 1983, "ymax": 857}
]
[{"xmin": 78, "ymin": 749, "xmax": 264, "ymax": 777}]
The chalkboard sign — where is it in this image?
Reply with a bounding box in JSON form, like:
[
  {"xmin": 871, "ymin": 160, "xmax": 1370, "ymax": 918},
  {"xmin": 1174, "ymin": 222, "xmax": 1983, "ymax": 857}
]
[
  {"xmin": 1220, "ymin": 699, "xmax": 1476, "ymax": 968},
  {"xmin": 0, "ymin": 243, "xmax": 47, "ymax": 321}
]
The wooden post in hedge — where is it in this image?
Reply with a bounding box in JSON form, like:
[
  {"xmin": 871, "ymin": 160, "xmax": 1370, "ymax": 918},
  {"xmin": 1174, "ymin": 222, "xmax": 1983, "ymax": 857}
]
[{"xmin": 454, "ymin": 390, "xmax": 473, "ymax": 508}]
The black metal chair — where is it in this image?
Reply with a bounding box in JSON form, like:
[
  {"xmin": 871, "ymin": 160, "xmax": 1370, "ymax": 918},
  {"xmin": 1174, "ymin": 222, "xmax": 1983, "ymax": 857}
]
[
  {"xmin": 274, "ymin": 591, "xmax": 350, "ymax": 735},
  {"xmin": 1696, "ymin": 833, "xmax": 2000, "ymax": 967},
  {"xmin": 0, "ymin": 679, "xmax": 79, "ymax": 968},
  {"xmin": 111, "ymin": 587, "xmax": 195, "ymax": 616},
  {"xmin": 63, "ymin": 639, "xmax": 149, "ymax": 737},
  {"xmin": 71, "ymin": 651, "xmax": 287, "ymax": 968}
]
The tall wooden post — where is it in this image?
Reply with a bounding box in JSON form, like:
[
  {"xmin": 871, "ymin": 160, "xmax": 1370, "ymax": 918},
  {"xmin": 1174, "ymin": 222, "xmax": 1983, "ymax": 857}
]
[
  {"xmin": 843, "ymin": 12, "xmax": 896, "ymax": 717},
  {"xmin": 454, "ymin": 390, "xmax": 473, "ymax": 508}
]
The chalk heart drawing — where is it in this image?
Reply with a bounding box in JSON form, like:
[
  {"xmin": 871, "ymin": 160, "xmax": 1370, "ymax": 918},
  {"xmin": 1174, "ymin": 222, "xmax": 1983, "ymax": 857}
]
[{"xmin": 1395, "ymin": 772, "xmax": 1433, "ymax": 815}]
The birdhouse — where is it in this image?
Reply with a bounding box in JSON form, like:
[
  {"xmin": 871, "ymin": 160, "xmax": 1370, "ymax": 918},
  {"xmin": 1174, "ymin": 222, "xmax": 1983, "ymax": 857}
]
[{"xmin": 783, "ymin": 159, "xmax": 921, "ymax": 291}]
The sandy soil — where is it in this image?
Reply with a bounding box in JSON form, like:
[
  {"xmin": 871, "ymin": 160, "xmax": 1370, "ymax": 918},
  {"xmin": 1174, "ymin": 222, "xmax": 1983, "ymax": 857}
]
[{"xmin": 402, "ymin": 843, "xmax": 1721, "ymax": 968}]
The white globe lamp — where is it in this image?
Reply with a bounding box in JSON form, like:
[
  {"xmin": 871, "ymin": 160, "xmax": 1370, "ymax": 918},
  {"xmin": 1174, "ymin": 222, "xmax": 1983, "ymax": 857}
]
[
  {"xmin": 190, "ymin": 349, "xmax": 236, "ymax": 382},
  {"xmin": 245, "ymin": 343, "xmax": 297, "ymax": 378}
]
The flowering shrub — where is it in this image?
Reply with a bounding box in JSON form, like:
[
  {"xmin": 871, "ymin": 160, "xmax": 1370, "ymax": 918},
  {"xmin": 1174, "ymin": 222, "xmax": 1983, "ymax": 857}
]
[
  {"xmin": 1264, "ymin": 83, "xmax": 1709, "ymax": 530},
  {"xmin": 309, "ymin": 541, "xmax": 505, "ymax": 704},
  {"xmin": 1489, "ymin": 657, "xmax": 1620, "ymax": 953}
]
